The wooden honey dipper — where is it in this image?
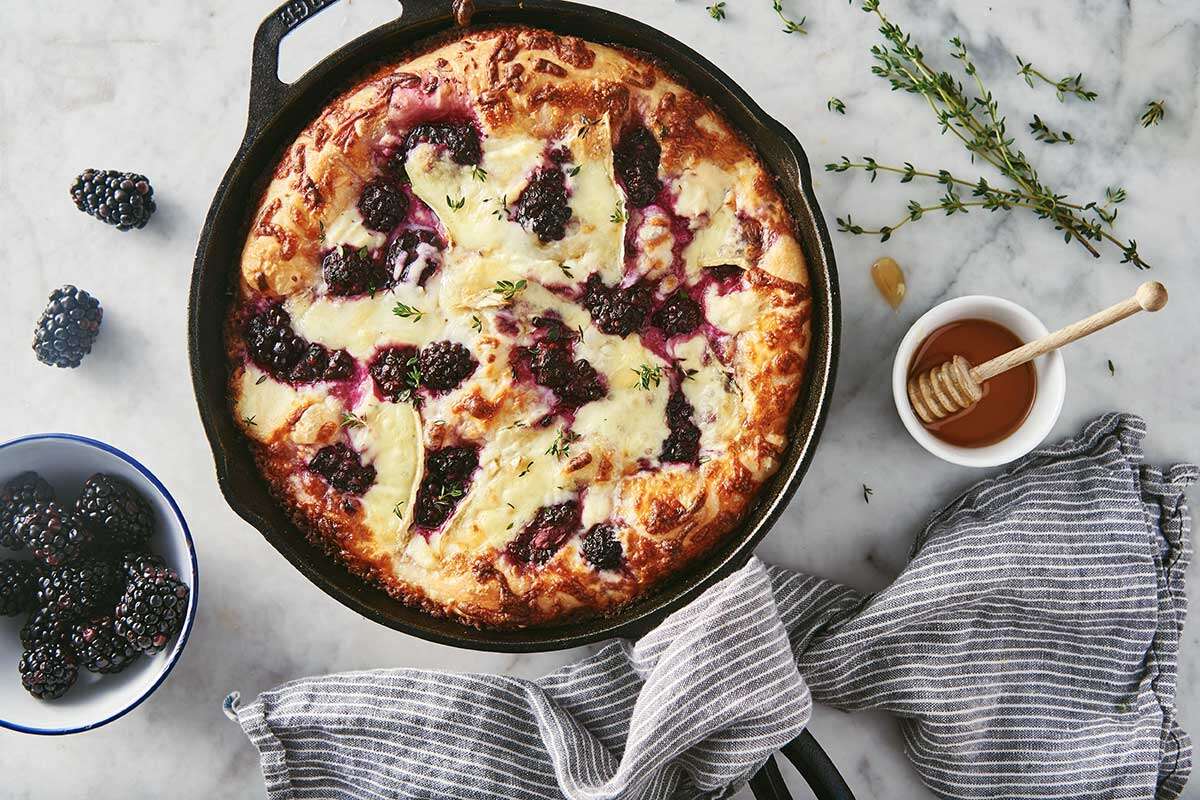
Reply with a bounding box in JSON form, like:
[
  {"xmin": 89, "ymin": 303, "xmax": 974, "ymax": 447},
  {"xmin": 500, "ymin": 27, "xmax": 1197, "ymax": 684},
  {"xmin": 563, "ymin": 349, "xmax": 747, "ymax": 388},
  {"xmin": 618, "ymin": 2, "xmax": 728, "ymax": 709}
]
[{"xmin": 908, "ymin": 281, "xmax": 1168, "ymax": 423}]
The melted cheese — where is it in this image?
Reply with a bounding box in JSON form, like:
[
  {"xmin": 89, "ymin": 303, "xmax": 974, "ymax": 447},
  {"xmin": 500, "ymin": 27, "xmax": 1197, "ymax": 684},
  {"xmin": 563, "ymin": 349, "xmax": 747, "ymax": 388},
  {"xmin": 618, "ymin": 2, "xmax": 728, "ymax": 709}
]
[
  {"xmin": 674, "ymin": 162, "xmax": 731, "ymax": 218},
  {"xmin": 705, "ymin": 285, "xmax": 767, "ymax": 334},
  {"xmin": 682, "ymin": 204, "xmax": 752, "ymax": 275},
  {"xmin": 323, "ymin": 206, "xmax": 387, "ymax": 251},
  {"xmin": 235, "ymin": 366, "xmax": 326, "ymax": 441},
  {"xmin": 674, "ymin": 337, "xmax": 742, "ymax": 455},
  {"xmin": 350, "ymin": 399, "xmax": 423, "ymax": 545}
]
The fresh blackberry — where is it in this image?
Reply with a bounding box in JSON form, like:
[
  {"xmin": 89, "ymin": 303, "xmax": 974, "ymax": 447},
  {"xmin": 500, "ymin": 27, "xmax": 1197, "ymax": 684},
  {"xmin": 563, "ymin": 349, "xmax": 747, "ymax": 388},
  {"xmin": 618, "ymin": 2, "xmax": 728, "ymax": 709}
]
[
  {"xmin": 418, "ymin": 341, "xmax": 477, "ymax": 393},
  {"xmin": 322, "ymin": 245, "xmax": 387, "ymax": 297},
  {"xmin": 506, "ymin": 501, "xmax": 581, "ymax": 565},
  {"xmin": 513, "ymin": 168, "xmax": 572, "ymax": 242},
  {"xmin": 581, "ymin": 524, "xmax": 622, "ymax": 570},
  {"xmin": 113, "ymin": 569, "xmax": 189, "ymax": 654},
  {"xmin": 70, "ymin": 169, "xmax": 156, "ymax": 231},
  {"xmin": 71, "ymin": 616, "xmax": 140, "ymax": 674},
  {"xmin": 308, "ymin": 444, "xmax": 376, "ymax": 495},
  {"xmin": 244, "ymin": 304, "xmax": 352, "ymax": 383},
  {"xmin": 19, "ymin": 643, "xmax": 78, "ymax": 700},
  {"xmin": 32, "ymin": 285, "xmax": 104, "ymax": 368},
  {"xmin": 613, "ymin": 126, "xmax": 662, "ymax": 208},
  {"xmin": 412, "ymin": 482, "xmax": 453, "ymax": 529},
  {"xmin": 357, "ymin": 179, "xmax": 409, "ymax": 232},
  {"xmin": 426, "ymin": 447, "xmax": 479, "ymax": 483},
  {"xmin": 582, "ymin": 274, "xmax": 652, "ymax": 337},
  {"xmin": 652, "ymin": 291, "xmax": 703, "ymax": 337},
  {"xmin": 35, "ymin": 558, "xmax": 123, "ymax": 617},
  {"xmin": 121, "ymin": 552, "xmax": 166, "ymax": 579},
  {"xmin": 21, "ymin": 605, "xmax": 77, "ymax": 648},
  {"xmin": 0, "ymin": 472, "xmax": 55, "ymax": 550},
  {"xmin": 404, "ymin": 120, "xmax": 483, "ymax": 165},
  {"xmin": 74, "ymin": 473, "xmax": 154, "ymax": 550},
  {"xmin": 244, "ymin": 303, "xmax": 305, "ymax": 377},
  {"xmin": 557, "ymin": 360, "xmax": 606, "ymax": 408},
  {"xmin": 661, "ymin": 391, "xmax": 701, "ymax": 464},
  {"xmin": 528, "ymin": 344, "xmax": 573, "ymax": 389},
  {"xmin": 369, "ymin": 345, "xmax": 420, "ymax": 402},
  {"xmin": 290, "ymin": 343, "xmax": 354, "ymax": 384},
  {"xmin": 18, "ymin": 502, "xmax": 92, "ymax": 567},
  {"xmin": 386, "ymin": 229, "xmax": 443, "ymax": 286},
  {"xmin": 0, "ymin": 559, "xmax": 37, "ymax": 616}
]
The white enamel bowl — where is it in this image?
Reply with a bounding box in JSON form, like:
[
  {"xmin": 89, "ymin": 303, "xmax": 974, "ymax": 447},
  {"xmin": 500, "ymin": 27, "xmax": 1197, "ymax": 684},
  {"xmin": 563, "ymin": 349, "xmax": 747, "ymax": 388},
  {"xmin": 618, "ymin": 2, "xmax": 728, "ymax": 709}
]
[
  {"xmin": 0, "ymin": 434, "xmax": 196, "ymax": 735},
  {"xmin": 893, "ymin": 296, "xmax": 1066, "ymax": 468}
]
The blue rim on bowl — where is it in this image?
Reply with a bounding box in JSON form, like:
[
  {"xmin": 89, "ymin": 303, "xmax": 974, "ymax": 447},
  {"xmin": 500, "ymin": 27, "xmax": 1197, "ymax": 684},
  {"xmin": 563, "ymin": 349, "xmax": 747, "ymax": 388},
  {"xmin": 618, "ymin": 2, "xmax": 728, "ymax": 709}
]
[{"xmin": 0, "ymin": 433, "xmax": 198, "ymax": 735}]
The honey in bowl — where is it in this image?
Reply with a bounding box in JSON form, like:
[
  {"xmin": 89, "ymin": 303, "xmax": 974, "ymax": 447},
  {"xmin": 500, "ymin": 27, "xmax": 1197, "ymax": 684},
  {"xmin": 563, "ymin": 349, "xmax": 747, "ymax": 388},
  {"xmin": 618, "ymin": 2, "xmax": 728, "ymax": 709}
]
[{"xmin": 908, "ymin": 318, "xmax": 1036, "ymax": 447}]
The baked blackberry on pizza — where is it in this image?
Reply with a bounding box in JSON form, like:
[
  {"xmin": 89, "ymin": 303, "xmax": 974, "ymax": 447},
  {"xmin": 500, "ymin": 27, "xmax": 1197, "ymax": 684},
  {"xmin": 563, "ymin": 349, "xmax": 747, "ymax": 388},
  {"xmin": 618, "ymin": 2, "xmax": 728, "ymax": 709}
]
[{"xmin": 226, "ymin": 26, "xmax": 811, "ymax": 628}]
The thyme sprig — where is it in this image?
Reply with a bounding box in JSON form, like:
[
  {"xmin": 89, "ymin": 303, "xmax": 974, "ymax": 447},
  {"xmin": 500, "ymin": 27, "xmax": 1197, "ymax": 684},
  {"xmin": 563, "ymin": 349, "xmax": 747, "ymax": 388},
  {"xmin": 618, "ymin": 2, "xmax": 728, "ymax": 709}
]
[
  {"xmin": 827, "ymin": 97, "xmax": 846, "ymax": 115},
  {"xmin": 1028, "ymin": 114, "xmax": 1074, "ymax": 145},
  {"xmin": 1140, "ymin": 100, "xmax": 1165, "ymax": 128},
  {"xmin": 546, "ymin": 428, "xmax": 581, "ymax": 459},
  {"xmin": 1015, "ymin": 56, "xmax": 1097, "ymax": 102},
  {"xmin": 772, "ymin": 1, "xmax": 807, "ymax": 34},
  {"xmin": 826, "ymin": 2, "xmax": 1149, "ymax": 268},
  {"xmin": 632, "ymin": 364, "xmax": 664, "ymax": 390},
  {"xmin": 493, "ymin": 279, "xmax": 527, "ymax": 302},
  {"xmin": 707, "ymin": 2, "xmax": 726, "ymax": 21}
]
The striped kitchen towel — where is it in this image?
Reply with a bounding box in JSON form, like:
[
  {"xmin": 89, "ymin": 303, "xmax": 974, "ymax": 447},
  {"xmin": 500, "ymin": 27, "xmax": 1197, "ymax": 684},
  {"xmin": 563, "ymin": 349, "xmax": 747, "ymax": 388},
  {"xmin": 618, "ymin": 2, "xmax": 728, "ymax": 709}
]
[{"xmin": 226, "ymin": 413, "xmax": 1194, "ymax": 800}]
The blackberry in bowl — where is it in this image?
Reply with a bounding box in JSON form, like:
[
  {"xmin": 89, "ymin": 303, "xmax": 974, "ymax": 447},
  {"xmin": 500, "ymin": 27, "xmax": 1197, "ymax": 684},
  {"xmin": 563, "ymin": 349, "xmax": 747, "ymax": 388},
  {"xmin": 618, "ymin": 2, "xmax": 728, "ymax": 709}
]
[{"xmin": 0, "ymin": 434, "xmax": 196, "ymax": 735}]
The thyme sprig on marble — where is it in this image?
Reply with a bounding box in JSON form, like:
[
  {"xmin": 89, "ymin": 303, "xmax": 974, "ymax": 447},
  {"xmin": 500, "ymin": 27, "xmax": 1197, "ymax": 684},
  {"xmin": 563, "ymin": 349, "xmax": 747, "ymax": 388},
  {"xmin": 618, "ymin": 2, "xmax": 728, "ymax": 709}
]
[
  {"xmin": 1028, "ymin": 114, "xmax": 1074, "ymax": 145},
  {"xmin": 1015, "ymin": 56, "xmax": 1097, "ymax": 102},
  {"xmin": 772, "ymin": 1, "xmax": 807, "ymax": 35},
  {"xmin": 825, "ymin": 1, "xmax": 1149, "ymax": 269},
  {"xmin": 1140, "ymin": 100, "xmax": 1165, "ymax": 128}
]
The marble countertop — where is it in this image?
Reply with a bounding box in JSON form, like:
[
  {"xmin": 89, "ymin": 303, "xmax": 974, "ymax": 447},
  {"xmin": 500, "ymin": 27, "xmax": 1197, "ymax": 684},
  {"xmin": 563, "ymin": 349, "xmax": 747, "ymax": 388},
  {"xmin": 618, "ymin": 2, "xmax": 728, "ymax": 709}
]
[{"xmin": 2, "ymin": 0, "xmax": 1197, "ymax": 797}]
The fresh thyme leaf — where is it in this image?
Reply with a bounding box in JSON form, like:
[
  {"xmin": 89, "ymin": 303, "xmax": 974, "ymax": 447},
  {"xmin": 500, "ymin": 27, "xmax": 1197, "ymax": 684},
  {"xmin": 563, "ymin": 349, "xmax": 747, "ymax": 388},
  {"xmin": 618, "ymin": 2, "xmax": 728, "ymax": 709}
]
[
  {"xmin": 566, "ymin": 164, "xmax": 582, "ymax": 177},
  {"xmin": 560, "ymin": 264, "xmax": 574, "ymax": 279},
  {"xmin": 393, "ymin": 501, "xmax": 405, "ymax": 519},
  {"xmin": 493, "ymin": 279, "xmax": 527, "ymax": 302},
  {"xmin": 546, "ymin": 428, "xmax": 581, "ymax": 459},
  {"xmin": 1014, "ymin": 56, "xmax": 1097, "ymax": 102},
  {"xmin": 1029, "ymin": 114, "xmax": 1075, "ymax": 145},
  {"xmin": 392, "ymin": 301, "xmax": 425, "ymax": 322},
  {"xmin": 446, "ymin": 194, "xmax": 466, "ymax": 211},
  {"xmin": 1140, "ymin": 99, "xmax": 1165, "ymax": 128},
  {"xmin": 707, "ymin": 2, "xmax": 726, "ymax": 20},
  {"xmin": 863, "ymin": 484, "xmax": 873, "ymax": 503},
  {"xmin": 632, "ymin": 363, "xmax": 664, "ymax": 390},
  {"xmin": 772, "ymin": 0, "xmax": 807, "ymax": 34},
  {"xmin": 340, "ymin": 412, "xmax": 367, "ymax": 429},
  {"xmin": 492, "ymin": 195, "xmax": 508, "ymax": 220},
  {"xmin": 506, "ymin": 502, "xmax": 516, "ymax": 509},
  {"xmin": 506, "ymin": 522, "xmax": 514, "ymax": 530},
  {"xmin": 823, "ymin": 3, "xmax": 1150, "ymax": 269},
  {"xmin": 610, "ymin": 203, "xmax": 626, "ymax": 224},
  {"xmin": 1107, "ymin": 359, "xmax": 1116, "ymax": 376},
  {"xmin": 827, "ymin": 97, "xmax": 846, "ymax": 114},
  {"xmin": 471, "ymin": 165, "xmax": 488, "ymax": 182},
  {"xmin": 243, "ymin": 415, "xmax": 257, "ymax": 427},
  {"xmin": 255, "ymin": 374, "xmax": 268, "ymax": 385},
  {"xmin": 471, "ymin": 314, "xmax": 483, "ymax": 333}
]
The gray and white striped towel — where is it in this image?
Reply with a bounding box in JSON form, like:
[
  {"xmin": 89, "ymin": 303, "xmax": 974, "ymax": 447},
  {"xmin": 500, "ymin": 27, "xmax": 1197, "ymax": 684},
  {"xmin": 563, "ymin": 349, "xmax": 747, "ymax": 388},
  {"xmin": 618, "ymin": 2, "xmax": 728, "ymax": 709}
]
[{"xmin": 226, "ymin": 413, "xmax": 1194, "ymax": 800}]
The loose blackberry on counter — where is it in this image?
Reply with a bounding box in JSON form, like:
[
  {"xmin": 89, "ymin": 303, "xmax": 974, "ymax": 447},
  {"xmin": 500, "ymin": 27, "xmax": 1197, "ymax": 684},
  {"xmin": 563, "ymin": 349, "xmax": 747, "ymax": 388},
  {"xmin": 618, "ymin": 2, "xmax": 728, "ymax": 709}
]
[
  {"xmin": 0, "ymin": 559, "xmax": 37, "ymax": 616},
  {"xmin": 70, "ymin": 616, "xmax": 140, "ymax": 674},
  {"xmin": 113, "ymin": 566, "xmax": 189, "ymax": 654},
  {"xmin": 0, "ymin": 472, "xmax": 55, "ymax": 550},
  {"xmin": 17, "ymin": 501, "xmax": 93, "ymax": 566},
  {"xmin": 32, "ymin": 285, "xmax": 104, "ymax": 369},
  {"xmin": 19, "ymin": 643, "xmax": 78, "ymax": 700},
  {"xmin": 74, "ymin": 473, "xmax": 155, "ymax": 551},
  {"xmin": 70, "ymin": 169, "xmax": 156, "ymax": 231},
  {"xmin": 34, "ymin": 558, "xmax": 123, "ymax": 617}
]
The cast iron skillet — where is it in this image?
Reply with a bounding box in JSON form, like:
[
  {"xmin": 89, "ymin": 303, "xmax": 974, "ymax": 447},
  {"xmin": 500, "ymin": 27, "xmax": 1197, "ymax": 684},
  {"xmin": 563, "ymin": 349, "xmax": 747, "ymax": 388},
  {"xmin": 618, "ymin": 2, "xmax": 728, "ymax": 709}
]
[
  {"xmin": 189, "ymin": 1, "xmax": 846, "ymax": 796},
  {"xmin": 190, "ymin": 0, "xmax": 839, "ymax": 657}
]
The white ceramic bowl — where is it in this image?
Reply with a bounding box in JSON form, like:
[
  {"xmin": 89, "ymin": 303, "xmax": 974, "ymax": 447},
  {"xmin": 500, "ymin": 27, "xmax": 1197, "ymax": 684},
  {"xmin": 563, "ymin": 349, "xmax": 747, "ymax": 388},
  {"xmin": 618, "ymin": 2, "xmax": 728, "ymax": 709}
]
[
  {"xmin": 892, "ymin": 296, "xmax": 1066, "ymax": 468},
  {"xmin": 0, "ymin": 434, "xmax": 197, "ymax": 735}
]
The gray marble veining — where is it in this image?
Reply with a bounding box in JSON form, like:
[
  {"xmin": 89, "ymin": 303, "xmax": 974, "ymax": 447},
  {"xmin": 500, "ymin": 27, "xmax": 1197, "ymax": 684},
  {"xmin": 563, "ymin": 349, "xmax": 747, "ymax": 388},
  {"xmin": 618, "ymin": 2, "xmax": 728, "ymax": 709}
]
[{"xmin": 0, "ymin": 1, "xmax": 1196, "ymax": 797}]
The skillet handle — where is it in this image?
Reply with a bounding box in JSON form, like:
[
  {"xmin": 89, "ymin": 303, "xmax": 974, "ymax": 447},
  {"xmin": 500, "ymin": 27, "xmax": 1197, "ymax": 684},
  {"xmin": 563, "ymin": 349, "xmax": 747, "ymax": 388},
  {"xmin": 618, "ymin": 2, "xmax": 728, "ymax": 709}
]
[{"xmin": 245, "ymin": 0, "xmax": 449, "ymax": 140}]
